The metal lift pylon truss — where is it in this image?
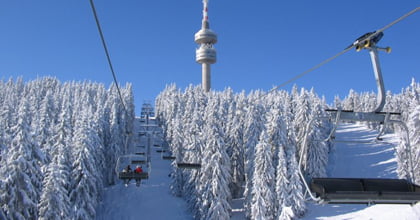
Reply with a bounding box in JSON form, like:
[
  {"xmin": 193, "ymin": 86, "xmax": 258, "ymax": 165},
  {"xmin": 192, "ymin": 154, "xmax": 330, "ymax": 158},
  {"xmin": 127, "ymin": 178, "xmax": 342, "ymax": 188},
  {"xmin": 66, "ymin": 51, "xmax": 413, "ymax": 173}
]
[{"xmin": 298, "ymin": 32, "xmax": 420, "ymax": 205}]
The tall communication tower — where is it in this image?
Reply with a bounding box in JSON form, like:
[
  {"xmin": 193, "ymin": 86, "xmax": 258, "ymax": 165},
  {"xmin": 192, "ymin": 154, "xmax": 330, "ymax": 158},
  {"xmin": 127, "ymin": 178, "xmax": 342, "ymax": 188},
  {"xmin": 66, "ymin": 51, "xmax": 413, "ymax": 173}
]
[{"xmin": 194, "ymin": 0, "xmax": 217, "ymax": 92}]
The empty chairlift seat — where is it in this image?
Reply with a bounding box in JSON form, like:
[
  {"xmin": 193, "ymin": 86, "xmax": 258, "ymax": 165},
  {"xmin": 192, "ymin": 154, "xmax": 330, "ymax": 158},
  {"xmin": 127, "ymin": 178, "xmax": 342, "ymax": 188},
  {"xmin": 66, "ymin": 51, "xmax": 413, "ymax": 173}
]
[
  {"xmin": 162, "ymin": 155, "xmax": 176, "ymax": 160},
  {"xmin": 311, "ymin": 178, "xmax": 420, "ymax": 204},
  {"xmin": 177, "ymin": 163, "xmax": 201, "ymax": 169}
]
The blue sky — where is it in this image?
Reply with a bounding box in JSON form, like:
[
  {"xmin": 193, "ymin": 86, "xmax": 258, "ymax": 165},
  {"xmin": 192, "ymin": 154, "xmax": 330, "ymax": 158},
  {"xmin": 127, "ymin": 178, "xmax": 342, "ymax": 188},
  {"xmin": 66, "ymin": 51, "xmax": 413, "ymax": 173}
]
[{"xmin": 0, "ymin": 1, "xmax": 419, "ymax": 114}]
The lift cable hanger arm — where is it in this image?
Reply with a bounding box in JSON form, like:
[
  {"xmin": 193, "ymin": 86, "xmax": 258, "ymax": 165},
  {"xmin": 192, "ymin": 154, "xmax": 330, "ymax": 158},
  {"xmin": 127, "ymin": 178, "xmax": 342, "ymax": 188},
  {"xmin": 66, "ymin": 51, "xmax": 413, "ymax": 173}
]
[{"xmin": 265, "ymin": 6, "xmax": 420, "ymax": 96}]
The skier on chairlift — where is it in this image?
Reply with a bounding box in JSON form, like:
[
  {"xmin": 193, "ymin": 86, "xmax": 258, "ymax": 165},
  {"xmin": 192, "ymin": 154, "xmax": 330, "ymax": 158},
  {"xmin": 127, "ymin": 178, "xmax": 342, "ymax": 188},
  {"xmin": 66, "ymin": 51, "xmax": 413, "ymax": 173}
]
[
  {"xmin": 134, "ymin": 165, "xmax": 143, "ymax": 186},
  {"xmin": 135, "ymin": 165, "xmax": 143, "ymax": 174},
  {"xmin": 122, "ymin": 165, "xmax": 133, "ymax": 186}
]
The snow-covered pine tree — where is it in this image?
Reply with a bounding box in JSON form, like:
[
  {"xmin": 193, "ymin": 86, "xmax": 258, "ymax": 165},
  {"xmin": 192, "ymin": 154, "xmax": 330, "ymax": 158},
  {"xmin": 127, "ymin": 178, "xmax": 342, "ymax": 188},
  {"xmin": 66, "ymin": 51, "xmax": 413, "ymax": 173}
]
[
  {"xmin": 285, "ymin": 146, "xmax": 306, "ymax": 217},
  {"xmin": 243, "ymin": 102, "xmax": 266, "ymax": 219},
  {"xmin": 293, "ymin": 88, "xmax": 312, "ymax": 159},
  {"xmin": 226, "ymin": 91, "xmax": 247, "ymax": 199},
  {"xmin": 104, "ymin": 88, "xmax": 125, "ymax": 185},
  {"xmin": 34, "ymin": 89, "xmax": 56, "ymax": 158},
  {"xmin": 306, "ymin": 98, "xmax": 329, "ymax": 178},
  {"xmin": 122, "ymin": 83, "xmax": 136, "ymax": 135},
  {"xmin": 265, "ymin": 95, "xmax": 287, "ymax": 170},
  {"xmin": 343, "ymin": 89, "xmax": 360, "ymax": 112},
  {"xmin": 38, "ymin": 146, "xmax": 71, "ymax": 220},
  {"xmin": 180, "ymin": 87, "xmax": 203, "ymax": 182},
  {"xmin": 182, "ymin": 107, "xmax": 205, "ymax": 215},
  {"xmin": 333, "ymin": 95, "xmax": 342, "ymax": 109},
  {"xmin": 38, "ymin": 100, "xmax": 73, "ymax": 220},
  {"xmin": 197, "ymin": 102, "xmax": 231, "ymax": 220},
  {"xmin": 408, "ymin": 105, "xmax": 420, "ymax": 184},
  {"xmin": 164, "ymin": 85, "xmax": 184, "ymax": 145},
  {"xmin": 275, "ymin": 145, "xmax": 289, "ymax": 218},
  {"xmin": 1, "ymin": 97, "xmax": 44, "ymax": 220},
  {"xmin": 69, "ymin": 103, "xmax": 103, "ymax": 220},
  {"xmin": 170, "ymin": 114, "xmax": 186, "ymax": 197},
  {"xmin": 250, "ymin": 130, "xmax": 276, "ymax": 220},
  {"xmin": 227, "ymin": 110, "xmax": 245, "ymax": 198},
  {"xmin": 289, "ymin": 85, "xmax": 299, "ymax": 122}
]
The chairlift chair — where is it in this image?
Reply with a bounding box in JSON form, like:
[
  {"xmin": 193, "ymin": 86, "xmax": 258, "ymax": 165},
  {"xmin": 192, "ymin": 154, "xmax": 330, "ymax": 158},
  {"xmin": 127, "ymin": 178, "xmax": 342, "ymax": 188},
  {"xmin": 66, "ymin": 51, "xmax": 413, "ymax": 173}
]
[
  {"xmin": 310, "ymin": 178, "xmax": 420, "ymax": 204},
  {"xmin": 118, "ymin": 172, "xmax": 149, "ymax": 180},
  {"xmin": 298, "ymin": 32, "xmax": 420, "ymax": 205},
  {"xmin": 176, "ymin": 162, "xmax": 201, "ymax": 169},
  {"xmin": 162, "ymin": 155, "xmax": 176, "ymax": 160},
  {"xmin": 116, "ymin": 154, "xmax": 150, "ymax": 183},
  {"xmin": 160, "ymin": 148, "xmax": 175, "ymax": 160},
  {"xmin": 131, "ymin": 160, "xmax": 146, "ymax": 164},
  {"xmin": 157, "ymin": 141, "xmax": 176, "ymax": 160},
  {"xmin": 175, "ymin": 148, "xmax": 201, "ymax": 169},
  {"xmin": 176, "ymin": 152, "xmax": 201, "ymax": 169}
]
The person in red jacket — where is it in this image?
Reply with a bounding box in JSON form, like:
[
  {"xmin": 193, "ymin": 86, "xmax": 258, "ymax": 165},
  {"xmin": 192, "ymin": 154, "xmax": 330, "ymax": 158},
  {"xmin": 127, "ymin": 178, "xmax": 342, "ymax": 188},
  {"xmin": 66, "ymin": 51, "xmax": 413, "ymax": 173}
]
[
  {"xmin": 134, "ymin": 166, "xmax": 143, "ymax": 186},
  {"xmin": 134, "ymin": 165, "xmax": 143, "ymax": 173}
]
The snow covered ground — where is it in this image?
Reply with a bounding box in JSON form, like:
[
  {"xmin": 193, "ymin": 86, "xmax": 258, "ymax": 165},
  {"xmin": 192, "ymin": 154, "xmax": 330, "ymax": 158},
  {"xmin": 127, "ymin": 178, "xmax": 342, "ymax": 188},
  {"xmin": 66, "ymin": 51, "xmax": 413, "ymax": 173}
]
[
  {"xmin": 302, "ymin": 123, "xmax": 420, "ymax": 220},
  {"xmin": 96, "ymin": 118, "xmax": 193, "ymax": 220},
  {"xmin": 96, "ymin": 120, "xmax": 420, "ymax": 220}
]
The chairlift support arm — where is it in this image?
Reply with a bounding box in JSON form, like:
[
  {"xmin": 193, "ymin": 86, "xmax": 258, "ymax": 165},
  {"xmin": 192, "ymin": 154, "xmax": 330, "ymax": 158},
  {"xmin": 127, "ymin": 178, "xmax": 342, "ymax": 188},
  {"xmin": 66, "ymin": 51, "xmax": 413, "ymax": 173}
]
[{"xmin": 369, "ymin": 46, "xmax": 386, "ymax": 112}]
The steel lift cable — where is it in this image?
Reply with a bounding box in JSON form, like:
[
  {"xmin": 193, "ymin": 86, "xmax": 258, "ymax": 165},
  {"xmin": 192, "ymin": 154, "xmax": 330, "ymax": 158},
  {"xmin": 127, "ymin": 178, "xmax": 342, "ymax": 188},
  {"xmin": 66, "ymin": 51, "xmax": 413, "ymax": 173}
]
[
  {"xmin": 89, "ymin": 0, "xmax": 135, "ymax": 159},
  {"xmin": 266, "ymin": 6, "xmax": 420, "ymax": 96},
  {"xmin": 88, "ymin": 0, "xmax": 128, "ymax": 113}
]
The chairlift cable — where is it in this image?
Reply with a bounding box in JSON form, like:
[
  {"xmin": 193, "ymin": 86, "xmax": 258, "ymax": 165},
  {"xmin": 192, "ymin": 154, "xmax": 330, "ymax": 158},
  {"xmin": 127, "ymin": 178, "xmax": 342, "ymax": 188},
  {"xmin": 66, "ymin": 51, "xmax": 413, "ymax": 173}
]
[
  {"xmin": 376, "ymin": 7, "xmax": 420, "ymax": 36},
  {"xmin": 266, "ymin": 47, "xmax": 353, "ymax": 95},
  {"xmin": 89, "ymin": 0, "xmax": 128, "ymax": 113},
  {"xmin": 265, "ymin": 6, "xmax": 420, "ymax": 96}
]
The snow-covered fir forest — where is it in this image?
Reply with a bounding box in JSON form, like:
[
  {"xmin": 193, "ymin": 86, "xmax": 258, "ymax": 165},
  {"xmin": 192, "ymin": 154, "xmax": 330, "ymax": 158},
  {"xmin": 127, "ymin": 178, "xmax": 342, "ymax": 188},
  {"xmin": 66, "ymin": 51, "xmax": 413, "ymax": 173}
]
[
  {"xmin": 0, "ymin": 77, "xmax": 135, "ymax": 220},
  {"xmin": 0, "ymin": 76, "xmax": 419, "ymax": 219},
  {"xmin": 155, "ymin": 79, "xmax": 420, "ymax": 220}
]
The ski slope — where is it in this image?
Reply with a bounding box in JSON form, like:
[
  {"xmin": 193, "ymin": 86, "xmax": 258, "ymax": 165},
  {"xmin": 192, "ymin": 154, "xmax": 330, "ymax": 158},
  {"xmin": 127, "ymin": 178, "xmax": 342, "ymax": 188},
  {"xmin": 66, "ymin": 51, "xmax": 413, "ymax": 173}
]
[
  {"xmin": 302, "ymin": 123, "xmax": 420, "ymax": 220},
  {"xmin": 96, "ymin": 118, "xmax": 193, "ymax": 220},
  {"xmin": 96, "ymin": 120, "xmax": 420, "ymax": 220}
]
